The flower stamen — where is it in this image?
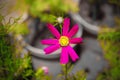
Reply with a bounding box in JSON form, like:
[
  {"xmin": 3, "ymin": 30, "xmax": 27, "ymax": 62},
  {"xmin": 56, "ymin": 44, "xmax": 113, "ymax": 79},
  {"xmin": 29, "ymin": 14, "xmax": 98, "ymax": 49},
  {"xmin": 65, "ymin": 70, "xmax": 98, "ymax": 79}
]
[{"xmin": 59, "ymin": 36, "xmax": 69, "ymax": 46}]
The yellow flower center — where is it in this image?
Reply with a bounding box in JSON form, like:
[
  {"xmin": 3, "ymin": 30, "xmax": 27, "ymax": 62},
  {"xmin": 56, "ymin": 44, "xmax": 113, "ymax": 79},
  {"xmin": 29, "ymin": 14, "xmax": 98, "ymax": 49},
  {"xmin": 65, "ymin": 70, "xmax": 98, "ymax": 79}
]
[{"xmin": 59, "ymin": 36, "xmax": 69, "ymax": 46}]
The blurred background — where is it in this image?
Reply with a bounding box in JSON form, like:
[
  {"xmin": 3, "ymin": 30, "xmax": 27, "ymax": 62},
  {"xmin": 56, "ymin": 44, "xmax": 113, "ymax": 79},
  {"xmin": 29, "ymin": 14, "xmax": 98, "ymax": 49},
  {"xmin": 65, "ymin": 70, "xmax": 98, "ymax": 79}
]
[{"xmin": 0, "ymin": 0, "xmax": 120, "ymax": 80}]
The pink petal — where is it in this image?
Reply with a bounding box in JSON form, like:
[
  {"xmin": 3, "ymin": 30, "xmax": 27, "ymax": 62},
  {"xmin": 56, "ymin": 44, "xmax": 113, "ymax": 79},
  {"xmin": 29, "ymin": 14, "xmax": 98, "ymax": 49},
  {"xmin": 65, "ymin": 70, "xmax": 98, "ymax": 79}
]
[
  {"xmin": 67, "ymin": 46, "xmax": 79, "ymax": 62},
  {"xmin": 60, "ymin": 47, "xmax": 69, "ymax": 64},
  {"xmin": 47, "ymin": 23, "xmax": 60, "ymax": 39},
  {"xmin": 67, "ymin": 24, "xmax": 79, "ymax": 38},
  {"xmin": 41, "ymin": 39, "xmax": 58, "ymax": 45},
  {"xmin": 44, "ymin": 44, "xmax": 60, "ymax": 54},
  {"xmin": 70, "ymin": 38, "xmax": 83, "ymax": 44},
  {"xmin": 62, "ymin": 18, "xmax": 70, "ymax": 36}
]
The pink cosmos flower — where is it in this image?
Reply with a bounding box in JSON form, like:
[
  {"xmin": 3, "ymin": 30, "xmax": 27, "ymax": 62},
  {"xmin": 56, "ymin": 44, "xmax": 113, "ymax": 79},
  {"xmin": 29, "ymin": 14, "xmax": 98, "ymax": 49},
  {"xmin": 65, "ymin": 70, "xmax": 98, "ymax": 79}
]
[{"xmin": 41, "ymin": 18, "xmax": 83, "ymax": 64}]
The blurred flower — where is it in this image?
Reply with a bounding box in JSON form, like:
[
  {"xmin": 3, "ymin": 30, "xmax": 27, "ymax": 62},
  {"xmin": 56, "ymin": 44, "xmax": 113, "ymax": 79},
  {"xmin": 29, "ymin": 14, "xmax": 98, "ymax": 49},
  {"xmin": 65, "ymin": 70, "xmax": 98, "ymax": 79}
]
[
  {"xmin": 41, "ymin": 18, "xmax": 83, "ymax": 64},
  {"xmin": 57, "ymin": 17, "xmax": 63, "ymax": 24},
  {"xmin": 35, "ymin": 66, "xmax": 49, "ymax": 77},
  {"xmin": 41, "ymin": 66, "xmax": 49, "ymax": 74}
]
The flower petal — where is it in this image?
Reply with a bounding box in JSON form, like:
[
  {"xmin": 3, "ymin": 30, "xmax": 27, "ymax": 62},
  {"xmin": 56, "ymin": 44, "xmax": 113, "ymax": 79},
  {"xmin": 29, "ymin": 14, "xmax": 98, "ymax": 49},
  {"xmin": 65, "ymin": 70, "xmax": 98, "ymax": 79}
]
[
  {"xmin": 44, "ymin": 44, "xmax": 60, "ymax": 54},
  {"xmin": 47, "ymin": 23, "xmax": 60, "ymax": 39},
  {"xmin": 70, "ymin": 38, "xmax": 83, "ymax": 44},
  {"xmin": 41, "ymin": 39, "xmax": 58, "ymax": 45},
  {"xmin": 62, "ymin": 18, "xmax": 70, "ymax": 36},
  {"xmin": 60, "ymin": 47, "xmax": 69, "ymax": 64},
  {"xmin": 67, "ymin": 46, "xmax": 79, "ymax": 62},
  {"xmin": 67, "ymin": 24, "xmax": 79, "ymax": 38}
]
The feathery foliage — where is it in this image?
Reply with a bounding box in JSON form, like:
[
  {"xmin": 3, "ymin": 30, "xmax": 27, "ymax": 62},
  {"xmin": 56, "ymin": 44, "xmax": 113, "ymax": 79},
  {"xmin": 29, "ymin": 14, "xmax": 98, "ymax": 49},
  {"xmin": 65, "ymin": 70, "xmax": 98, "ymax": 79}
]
[{"xmin": 97, "ymin": 17, "xmax": 120, "ymax": 80}]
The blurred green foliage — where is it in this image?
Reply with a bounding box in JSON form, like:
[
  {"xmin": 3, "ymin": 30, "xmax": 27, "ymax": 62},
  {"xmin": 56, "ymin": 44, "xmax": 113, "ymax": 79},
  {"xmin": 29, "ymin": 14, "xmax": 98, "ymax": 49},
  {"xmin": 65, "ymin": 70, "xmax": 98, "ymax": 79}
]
[
  {"xmin": 25, "ymin": 0, "xmax": 78, "ymax": 14},
  {"xmin": 97, "ymin": 18, "xmax": 120, "ymax": 80},
  {"xmin": 0, "ymin": 15, "xmax": 33, "ymax": 80},
  {"xmin": 98, "ymin": 28, "xmax": 120, "ymax": 42},
  {"xmin": 0, "ymin": 14, "xmax": 54, "ymax": 80},
  {"xmin": 108, "ymin": 0, "xmax": 120, "ymax": 6},
  {"xmin": 35, "ymin": 68, "xmax": 52, "ymax": 80},
  {"xmin": 9, "ymin": 23, "xmax": 29, "ymax": 35},
  {"xmin": 15, "ymin": 0, "xmax": 78, "ymax": 23},
  {"xmin": 57, "ymin": 63, "xmax": 86, "ymax": 80}
]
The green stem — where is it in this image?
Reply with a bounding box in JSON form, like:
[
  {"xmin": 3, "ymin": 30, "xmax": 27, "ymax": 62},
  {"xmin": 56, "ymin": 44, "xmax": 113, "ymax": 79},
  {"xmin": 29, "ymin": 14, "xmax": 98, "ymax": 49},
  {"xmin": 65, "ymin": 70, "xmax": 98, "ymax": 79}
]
[
  {"xmin": 60, "ymin": 24, "xmax": 62, "ymax": 34},
  {"xmin": 65, "ymin": 64, "xmax": 67, "ymax": 80}
]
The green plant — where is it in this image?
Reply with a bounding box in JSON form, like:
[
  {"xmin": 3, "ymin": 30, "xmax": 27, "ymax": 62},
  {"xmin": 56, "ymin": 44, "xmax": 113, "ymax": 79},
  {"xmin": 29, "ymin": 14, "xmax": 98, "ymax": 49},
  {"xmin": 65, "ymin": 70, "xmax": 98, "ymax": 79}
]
[
  {"xmin": 15, "ymin": 0, "xmax": 79, "ymax": 23},
  {"xmin": 57, "ymin": 63, "xmax": 86, "ymax": 80},
  {"xmin": 97, "ymin": 18, "xmax": 120, "ymax": 80},
  {"xmin": 0, "ymin": 14, "xmax": 34, "ymax": 80}
]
